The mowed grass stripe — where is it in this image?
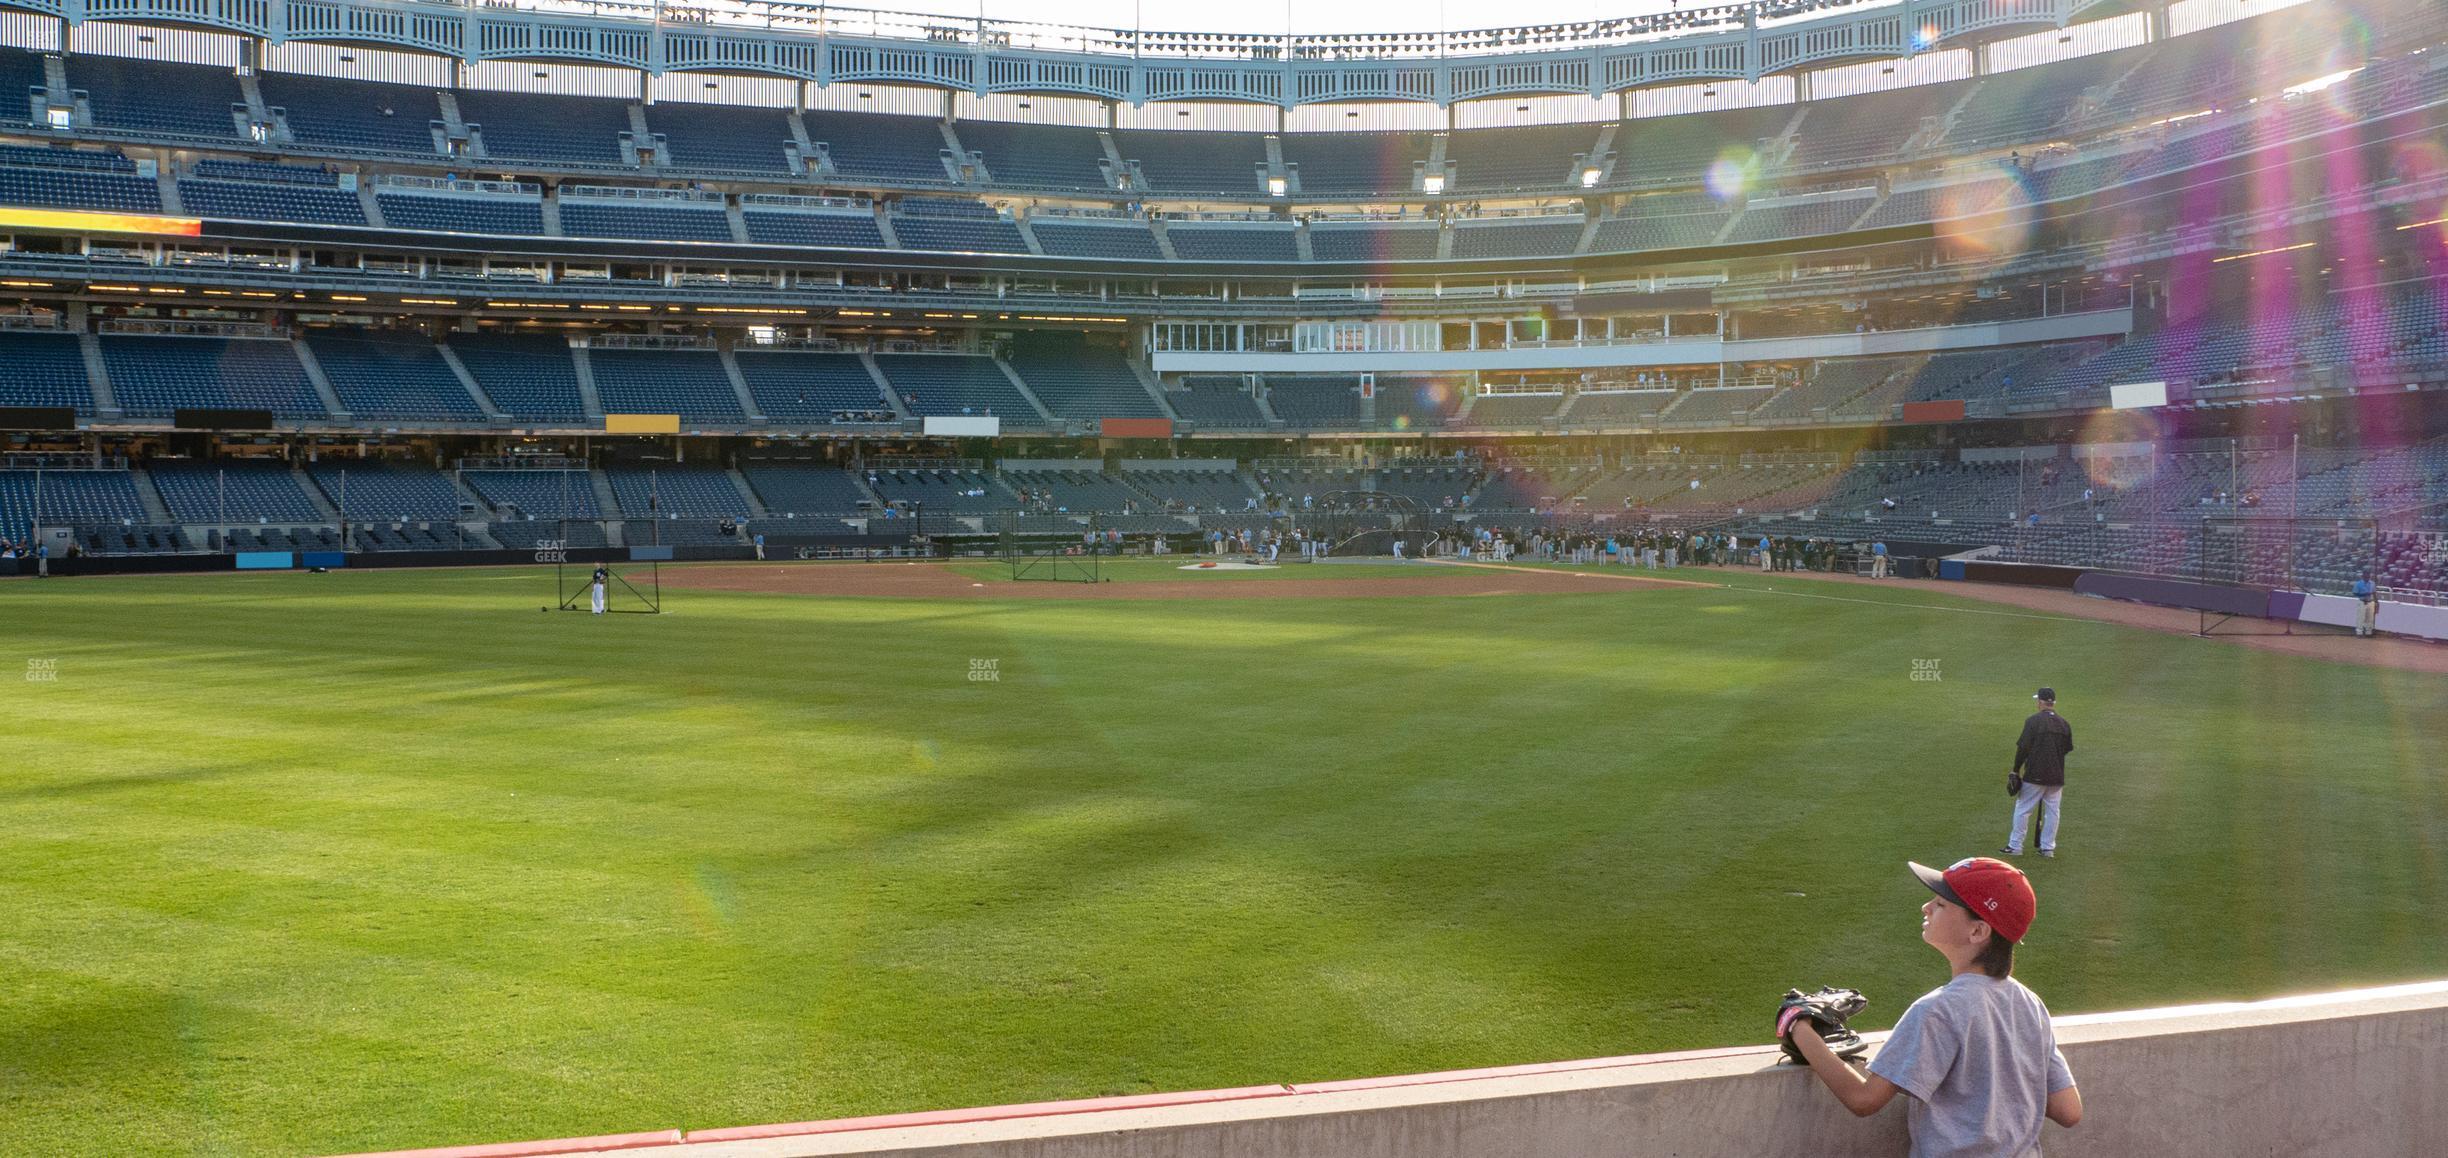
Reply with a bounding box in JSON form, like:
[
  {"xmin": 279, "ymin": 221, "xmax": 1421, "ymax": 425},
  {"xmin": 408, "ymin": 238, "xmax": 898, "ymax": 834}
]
[{"xmin": 1, "ymin": 566, "xmax": 2442, "ymax": 1155}]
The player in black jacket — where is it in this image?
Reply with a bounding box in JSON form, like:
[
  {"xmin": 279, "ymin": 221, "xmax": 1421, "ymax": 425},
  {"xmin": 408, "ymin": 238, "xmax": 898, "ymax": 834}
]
[{"xmin": 2004, "ymin": 688, "xmax": 2073, "ymax": 858}]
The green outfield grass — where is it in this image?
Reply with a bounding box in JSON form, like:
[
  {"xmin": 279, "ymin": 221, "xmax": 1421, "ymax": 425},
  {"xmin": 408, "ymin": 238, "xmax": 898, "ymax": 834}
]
[{"xmin": 3, "ymin": 563, "xmax": 2442, "ymax": 1155}]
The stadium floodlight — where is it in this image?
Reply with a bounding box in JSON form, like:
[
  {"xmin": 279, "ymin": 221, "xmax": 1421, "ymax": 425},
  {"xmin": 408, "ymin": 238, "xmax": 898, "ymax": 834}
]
[{"xmin": 1581, "ymin": 166, "xmax": 1602, "ymax": 188}]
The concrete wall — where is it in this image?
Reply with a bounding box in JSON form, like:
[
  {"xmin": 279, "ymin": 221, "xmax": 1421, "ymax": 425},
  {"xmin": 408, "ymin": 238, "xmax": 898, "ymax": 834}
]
[{"xmin": 347, "ymin": 981, "xmax": 2448, "ymax": 1158}]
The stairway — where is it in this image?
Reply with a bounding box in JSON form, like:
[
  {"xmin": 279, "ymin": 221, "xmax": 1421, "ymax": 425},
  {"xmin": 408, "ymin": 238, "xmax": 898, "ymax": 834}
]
[
  {"xmin": 290, "ymin": 340, "xmax": 352, "ymax": 420},
  {"xmin": 568, "ymin": 343, "xmax": 607, "ymax": 419}
]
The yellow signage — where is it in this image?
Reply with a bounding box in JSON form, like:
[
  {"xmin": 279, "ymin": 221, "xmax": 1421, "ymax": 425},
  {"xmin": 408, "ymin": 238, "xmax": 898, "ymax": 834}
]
[
  {"xmin": 0, "ymin": 207, "xmax": 203, "ymax": 237},
  {"xmin": 604, "ymin": 414, "xmax": 681, "ymax": 434}
]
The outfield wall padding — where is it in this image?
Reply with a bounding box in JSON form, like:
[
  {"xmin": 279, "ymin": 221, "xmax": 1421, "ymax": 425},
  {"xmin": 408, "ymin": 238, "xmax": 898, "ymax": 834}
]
[
  {"xmin": 324, "ymin": 981, "xmax": 2448, "ymax": 1158},
  {"xmin": 2072, "ymin": 573, "xmax": 2273, "ymax": 619}
]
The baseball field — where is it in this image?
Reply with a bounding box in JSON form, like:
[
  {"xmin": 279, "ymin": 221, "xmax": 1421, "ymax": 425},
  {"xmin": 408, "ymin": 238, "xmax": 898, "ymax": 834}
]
[{"xmin": 4, "ymin": 558, "xmax": 2443, "ymax": 1155}]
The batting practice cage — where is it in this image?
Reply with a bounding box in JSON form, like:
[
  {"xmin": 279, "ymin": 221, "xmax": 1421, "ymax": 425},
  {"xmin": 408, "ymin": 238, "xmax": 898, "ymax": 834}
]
[
  {"xmin": 2191, "ymin": 516, "xmax": 2378, "ymax": 635},
  {"xmin": 1000, "ymin": 511, "xmax": 1103, "ymax": 582},
  {"xmin": 553, "ymin": 543, "xmax": 669, "ymax": 613}
]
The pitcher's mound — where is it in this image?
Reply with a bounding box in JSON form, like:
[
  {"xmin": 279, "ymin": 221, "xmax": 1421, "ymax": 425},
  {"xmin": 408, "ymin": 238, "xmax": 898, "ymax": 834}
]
[{"xmin": 1181, "ymin": 561, "xmax": 1278, "ymax": 571}]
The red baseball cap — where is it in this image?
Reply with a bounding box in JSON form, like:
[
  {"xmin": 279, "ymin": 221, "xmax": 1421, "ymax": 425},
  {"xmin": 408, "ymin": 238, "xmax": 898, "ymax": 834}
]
[{"xmin": 1911, "ymin": 857, "xmax": 2036, "ymax": 943}]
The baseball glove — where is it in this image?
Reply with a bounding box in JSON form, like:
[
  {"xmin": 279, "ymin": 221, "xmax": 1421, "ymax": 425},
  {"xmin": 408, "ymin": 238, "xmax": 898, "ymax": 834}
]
[{"xmin": 1775, "ymin": 986, "xmax": 1870, "ymax": 1064}]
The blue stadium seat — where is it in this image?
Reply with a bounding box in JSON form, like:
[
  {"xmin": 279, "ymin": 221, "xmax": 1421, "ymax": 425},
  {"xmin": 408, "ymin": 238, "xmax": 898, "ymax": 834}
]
[
  {"xmin": 257, "ymin": 72, "xmax": 444, "ymax": 155},
  {"xmin": 1030, "ymin": 220, "xmax": 1162, "ymax": 261},
  {"xmin": 742, "ymin": 208, "xmax": 885, "ymax": 248},
  {"xmin": 0, "ymin": 332, "xmax": 97, "ymax": 414},
  {"xmin": 733, "ymin": 350, "xmax": 893, "ymax": 422},
  {"xmin": 0, "ymin": 469, "xmax": 148, "ymax": 541},
  {"xmin": 873, "ymin": 355, "xmax": 1038, "ymax": 421},
  {"xmin": 308, "ymin": 462, "xmax": 466, "ymax": 521},
  {"xmin": 560, "ymin": 199, "xmax": 734, "ymax": 243},
  {"xmin": 463, "ymin": 470, "xmax": 600, "ymax": 519},
  {"xmin": 1279, "ymin": 132, "xmax": 1432, "ymax": 196},
  {"xmin": 70, "ymin": 54, "xmax": 245, "ymax": 140},
  {"xmin": 1006, "ymin": 348, "xmax": 1161, "ymax": 420},
  {"xmin": 890, "ymin": 213, "xmax": 1028, "ymax": 253},
  {"xmin": 605, "ymin": 467, "xmax": 749, "ymax": 516},
  {"xmin": 456, "ymin": 89, "xmax": 632, "ymax": 167},
  {"xmin": 307, "ymin": 333, "xmax": 485, "ymax": 421},
  {"xmin": 149, "ymin": 460, "xmax": 326, "ymax": 523},
  {"xmin": 643, "ymin": 101, "xmax": 796, "ymax": 175},
  {"xmin": 1110, "ymin": 129, "xmax": 1267, "ymax": 194},
  {"xmin": 446, "ymin": 334, "xmax": 589, "ymax": 422},
  {"xmin": 740, "ymin": 464, "xmax": 872, "ymax": 514},
  {"xmin": 588, "ymin": 348, "xmax": 745, "ymax": 424},
  {"xmin": 0, "ymin": 163, "xmax": 161, "ymax": 213},
  {"xmin": 1308, "ymin": 223, "xmax": 1438, "ymax": 263},
  {"xmin": 802, "ymin": 110, "xmax": 952, "ymax": 182},
  {"xmin": 952, "ymin": 120, "xmax": 1110, "ymax": 190},
  {"xmin": 101, "ymin": 336, "xmax": 327, "ymax": 420},
  {"xmin": 375, "ymin": 190, "xmax": 544, "ymax": 235},
  {"xmin": 177, "ymin": 178, "xmax": 367, "ymax": 226},
  {"xmin": 1167, "ymin": 224, "xmax": 1298, "ymax": 262}
]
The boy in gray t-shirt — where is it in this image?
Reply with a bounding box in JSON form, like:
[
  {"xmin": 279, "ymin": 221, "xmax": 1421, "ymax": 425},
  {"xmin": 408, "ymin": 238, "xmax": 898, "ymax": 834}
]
[{"xmin": 1785, "ymin": 857, "xmax": 2083, "ymax": 1156}]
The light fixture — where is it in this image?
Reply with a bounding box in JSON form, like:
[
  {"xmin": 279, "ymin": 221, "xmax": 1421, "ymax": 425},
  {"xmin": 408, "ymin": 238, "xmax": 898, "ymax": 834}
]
[
  {"xmin": 1267, "ymin": 176, "xmax": 1288, "ymax": 196},
  {"xmin": 1422, "ymin": 174, "xmax": 1445, "ymax": 195},
  {"xmin": 1580, "ymin": 167, "xmax": 1601, "ymax": 188}
]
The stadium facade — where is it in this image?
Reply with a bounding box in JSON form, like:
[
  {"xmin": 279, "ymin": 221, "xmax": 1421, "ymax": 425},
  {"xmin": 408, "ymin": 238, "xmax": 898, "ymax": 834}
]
[{"xmin": 0, "ymin": 0, "xmax": 2441, "ymax": 596}]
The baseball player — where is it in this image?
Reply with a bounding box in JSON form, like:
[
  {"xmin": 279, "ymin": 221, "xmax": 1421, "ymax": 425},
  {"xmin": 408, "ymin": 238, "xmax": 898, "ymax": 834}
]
[
  {"xmin": 1785, "ymin": 857, "xmax": 2081, "ymax": 1151},
  {"xmin": 590, "ymin": 565, "xmax": 609, "ymax": 615},
  {"xmin": 2005, "ymin": 688, "xmax": 2073, "ymax": 858}
]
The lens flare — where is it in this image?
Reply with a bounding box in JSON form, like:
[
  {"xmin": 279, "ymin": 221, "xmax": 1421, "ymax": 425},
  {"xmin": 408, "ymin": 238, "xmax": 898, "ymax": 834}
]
[{"xmin": 1705, "ymin": 149, "xmax": 1754, "ymax": 202}]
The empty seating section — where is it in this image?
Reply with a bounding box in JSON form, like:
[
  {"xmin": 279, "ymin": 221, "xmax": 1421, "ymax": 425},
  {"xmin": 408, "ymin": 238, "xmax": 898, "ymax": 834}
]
[
  {"xmin": 1002, "ymin": 469, "xmax": 1142, "ymax": 511},
  {"xmin": 1465, "ymin": 392, "xmax": 1563, "ymax": 425},
  {"xmin": 0, "ymin": 49, "xmax": 46, "ymax": 127},
  {"xmin": 733, "ymin": 351, "xmax": 890, "ymax": 422},
  {"xmin": 457, "ymin": 90, "xmax": 631, "ymax": 166},
  {"xmin": 1447, "ymin": 123, "xmax": 1595, "ymax": 193},
  {"xmin": 177, "ymin": 177, "xmax": 367, "ymax": 225},
  {"xmin": 351, "ymin": 522, "xmax": 462, "ymax": 551},
  {"xmin": 71, "ymin": 55, "xmax": 243, "ymax": 139},
  {"xmin": 953, "ymin": 120, "xmax": 1109, "ymax": 189},
  {"xmin": 1859, "ymin": 178, "xmax": 2012, "ymax": 229},
  {"xmin": 75, "ymin": 523, "xmax": 188, "ymax": 554},
  {"xmin": 307, "ymin": 333, "xmax": 483, "ymax": 420},
  {"xmin": 463, "ymin": 470, "xmax": 600, "ymax": 518},
  {"xmin": 1473, "ymin": 468, "xmax": 1594, "ymax": 509},
  {"xmin": 1263, "ymin": 378, "xmax": 1361, "ymax": 427},
  {"xmin": 1168, "ymin": 378, "xmax": 1266, "ymax": 427},
  {"xmin": 874, "ymin": 355, "xmax": 1037, "ymax": 421},
  {"xmin": 620, "ymin": 519, "xmax": 737, "ymax": 546},
  {"xmin": 213, "ymin": 525, "xmax": 345, "ymax": 553},
  {"xmin": 446, "ymin": 334, "xmax": 589, "ymax": 422},
  {"xmin": 1376, "ymin": 377, "xmax": 1463, "ymax": 430},
  {"xmin": 0, "ymin": 470, "xmax": 147, "ymax": 539},
  {"xmin": 1611, "ymin": 107, "xmax": 1789, "ymax": 183},
  {"xmin": 1569, "ymin": 390, "xmax": 1675, "ymax": 425},
  {"xmin": 1786, "ymin": 83, "xmax": 1965, "ymax": 170},
  {"xmin": 1007, "ymin": 349, "xmax": 1160, "ymax": 419},
  {"xmin": 1746, "ymin": 357, "xmax": 1906, "ymax": 421},
  {"xmin": 149, "ymin": 460, "xmax": 325, "ymax": 523},
  {"xmin": 0, "ymin": 162, "xmax": 161, "ymax": 212},
  {"xmin": 1373, "ymin": 467, "xmax": 1481, "ymax": 509},
  {"xmin": 643, "ymin": 101, "xmax": 795, "ymax": 174},
  {"xmin": 1111, "ymin": 130, "xmax": 1266, "ymax": 194},
  {"xmin": 560, "ymin": 199, "xmax": 734, "ymax": 243},
  {"xmin": 1663, "ymin": 386, "xmax": 1778, "ymax": 424},
  {"xmin": 1030, "ymin": 221, "xmax": 1162, "ymax": 261},
  {"xmin": 588, "ymin": 349, "xmax": 745, "ymax": 423},
  {"xmin": 889, "ymin": 213, "xmax": 1027, "ymax": 252},
  {"xmin": 308, "ymin": 462, "xmax": 464, "ymax": 520},
  {"xmin": 1450, "ymin": 218, "xmax": 1583, "ymax": 259},
  {"xmin": 1280, "ymin": 133, "xmax": 1431, "ymax": 196},
  {"xmin": 1167, "ymin": 224, "xmax": 1297, "ymax": 262},
  {"xmin": 803, "ymin": 111, "xmax": 949, "ymax": 182},
  {"xmin": 1945, "ymin": 62, "xmax": 2102, "ymax": 147},
  {"xmin": 1307, "ymin": 223, "xmax": 1439, "ymax": 262},
  {"xmin": 101, "ymin": 336, "xmax": 326, "ymax": 420},
  {"xmin": 374, "ymin": 190, "xmax": 544, "ymax": 234},
  {"xmin": 606, "ymin": 467, "xmax": 748, "ymax": 516},
  {"xmin": 0, "ymin": 332, "xmax": 96, "ymax": 413},
  {"xmin": 1724, "ymin": 196, "xmax": 1874, "ymax": 244},
  {"xmin": 1592, "ymin": 209, "xmax": 1729, "ymax": 252},
  {"xmin": 489, "ymin": 518, "xmax": 605, "ymax": 548},
  {"xmin": 1893, "ymin": 349, "xmax": 2029, "ymax": 403},
  {"xmin": 257, "ymin": 73, "xmax": 442, "ymax": 155},
  {"xmin": 866, "ymin": 468, "xmax": 1005, "ymax": 512},
  {"xmin": 742, "ymin": 464, "xmax": 871, "ymax": 513},
  {"xmin": 1125, "ymin": 470, "xmax": 1250, "ymax": 511},
  {"xmin": 742, "ymin": 209, "xmax": 884, "ymax": 248}
]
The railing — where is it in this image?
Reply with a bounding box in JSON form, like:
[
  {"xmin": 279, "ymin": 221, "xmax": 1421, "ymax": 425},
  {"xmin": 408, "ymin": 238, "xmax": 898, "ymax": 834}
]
[
  {"xmin": 4, "ymin": 454, "xmax": 128, "ymax": 470},
  {"xmin": 742, "ymin": 193, "xmax": 871, "ymax": 210},
  {"xmin": 97, "ymin": 319, "xmax": 284, "ymax": 339},
  {"xmin": 457, "ymin": 455, "xmax": 578, "ymax": 471},
  {"xmin": 586, "ymin": 333, "xmax": 716, "ymax": 350},
  {"xmin": 0, "ymin": 312, "xmax": 67, "ymax": 332},
  {"xmin": 561, "ymin": 184, "xmax": 726, "ymax": 204},
  {"xmin": 377, "ymin": 175, "xmax": 539, "ymax": 196}
]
